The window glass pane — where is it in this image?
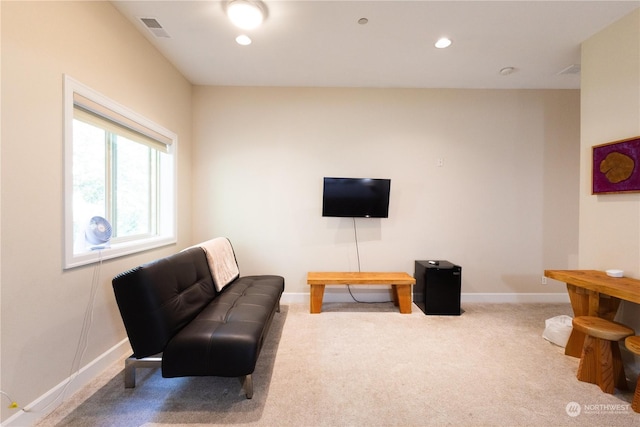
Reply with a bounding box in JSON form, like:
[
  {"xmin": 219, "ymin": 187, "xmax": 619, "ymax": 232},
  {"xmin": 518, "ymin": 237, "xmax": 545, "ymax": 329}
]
[
  {"xmin": 72, "ymin": 119, "xmax": 106, "ymax": 253},
  {"xmin": 114, "ymin": 135, "xmax": 152, "ymax": 237}
]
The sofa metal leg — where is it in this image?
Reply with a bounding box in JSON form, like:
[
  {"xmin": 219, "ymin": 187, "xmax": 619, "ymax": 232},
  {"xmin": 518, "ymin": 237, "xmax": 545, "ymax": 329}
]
[
  {"xmin": 124, "ymin": 355, "xmax": 162, "ymax": 388},
  {"xmin": 241, "ymin": 375, "xmax": 253, "ymax": 399},
  {"xmin": 125, "ymin": 357, "xmax": 136, "ymax": 388}
]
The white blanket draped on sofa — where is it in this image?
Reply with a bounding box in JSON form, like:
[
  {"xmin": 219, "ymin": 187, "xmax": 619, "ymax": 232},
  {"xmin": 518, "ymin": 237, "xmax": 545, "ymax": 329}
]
[{"xmin": 189, "ymin": 237, "xmax": 240, "ymax": 292}]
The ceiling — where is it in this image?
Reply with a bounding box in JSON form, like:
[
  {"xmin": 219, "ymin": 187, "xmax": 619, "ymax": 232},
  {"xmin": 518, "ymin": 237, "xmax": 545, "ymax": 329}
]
[{"xmin": 112, "ymin": 1, "xmax": 640, "ymax": 89}]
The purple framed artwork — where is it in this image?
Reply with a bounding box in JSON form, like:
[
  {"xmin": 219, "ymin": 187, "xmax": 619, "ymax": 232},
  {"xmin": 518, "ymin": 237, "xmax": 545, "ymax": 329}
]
[{"xmin": 593, "ymin": 137, "xmax": 640, "ymax": 194}]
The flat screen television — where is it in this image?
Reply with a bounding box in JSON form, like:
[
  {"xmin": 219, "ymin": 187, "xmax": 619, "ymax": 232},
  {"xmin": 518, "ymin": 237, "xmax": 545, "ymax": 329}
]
[{"xmin": 322, "ymin": 177, "xmax": 391, "ymax": 218}]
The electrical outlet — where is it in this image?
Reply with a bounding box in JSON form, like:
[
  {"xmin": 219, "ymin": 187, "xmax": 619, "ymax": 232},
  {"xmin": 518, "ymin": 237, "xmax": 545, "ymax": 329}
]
[
  {"xmin": 437, "ymin": 158, "xmax": 444, "ymax": 167},
  {"xmin": 541, "ymin": 276, "xmax": 547, "ymax": 285}
]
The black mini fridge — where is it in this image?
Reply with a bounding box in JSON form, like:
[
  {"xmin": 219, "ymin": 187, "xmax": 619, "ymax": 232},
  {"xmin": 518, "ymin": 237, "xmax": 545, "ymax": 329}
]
[{"xmin": 413, "ymin": 260, "xmax": 462, "ymax": 315}]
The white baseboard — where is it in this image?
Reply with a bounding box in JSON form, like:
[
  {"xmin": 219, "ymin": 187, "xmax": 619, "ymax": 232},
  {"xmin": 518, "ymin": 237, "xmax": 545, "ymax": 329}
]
[
  {"xmin": 2, "ymin": 338, "xmax": 131, "ymax": 427},
  {"xmin": 460, "ymin": 293, "xmax": 570, "ymax": 303},
  {"xmin": 280, "ymin": 290, "xmax": 570, "ymax": 304}
]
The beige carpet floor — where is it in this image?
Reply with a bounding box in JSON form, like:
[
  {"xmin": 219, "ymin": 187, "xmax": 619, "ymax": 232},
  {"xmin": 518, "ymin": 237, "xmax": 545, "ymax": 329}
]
[{"xmin": 35, "ymin": 302, "xmax": 638, "ymax": 426}]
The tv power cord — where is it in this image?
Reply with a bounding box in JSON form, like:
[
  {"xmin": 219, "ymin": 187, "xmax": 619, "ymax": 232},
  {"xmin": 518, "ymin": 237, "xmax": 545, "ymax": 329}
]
[{"xmin": 347, "ymin": 217, "xmax": 393, "ymax": 304}]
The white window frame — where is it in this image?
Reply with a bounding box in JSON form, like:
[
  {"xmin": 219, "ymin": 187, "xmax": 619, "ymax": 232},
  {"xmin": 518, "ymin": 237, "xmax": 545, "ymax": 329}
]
[{"xmin": 63, "ymin": 75, "xmax": 177, "ymax": 269}]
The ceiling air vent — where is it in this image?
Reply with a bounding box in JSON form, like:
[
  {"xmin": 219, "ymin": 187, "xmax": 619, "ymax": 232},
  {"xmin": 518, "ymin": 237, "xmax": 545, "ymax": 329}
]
[
  {"xmin": 139, "ymin": 17, "xmax": 170, "ymax": 38},
  {"xmin": 558, "ymin": 64, "xmax": 581, "ymax": 75}
]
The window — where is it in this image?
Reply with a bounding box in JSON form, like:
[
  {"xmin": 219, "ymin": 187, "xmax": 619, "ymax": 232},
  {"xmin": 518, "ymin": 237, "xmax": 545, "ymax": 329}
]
[{"xmin": 64, "ymin": 76, "xmax": 176, "ymax": 269}]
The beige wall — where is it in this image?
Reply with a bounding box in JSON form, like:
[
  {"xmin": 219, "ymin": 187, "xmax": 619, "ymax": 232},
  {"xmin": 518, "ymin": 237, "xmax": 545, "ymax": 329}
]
[
  {"xmin": 1, "ymin": 2, "xmax": 192, "ymax": 422},
  {"xmin": 192, "ymin": 86, "xmax": 580, "ymax": 300},
  {"xmin": 580, "ymin": 10, "xmax": 640, "ymax": 346}
]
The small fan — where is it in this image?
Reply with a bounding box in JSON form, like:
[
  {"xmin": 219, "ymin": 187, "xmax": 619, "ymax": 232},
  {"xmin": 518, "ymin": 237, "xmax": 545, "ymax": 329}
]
[{"xmin": 85, "ymin": 216, "xmax": 112, "ymax": 250}]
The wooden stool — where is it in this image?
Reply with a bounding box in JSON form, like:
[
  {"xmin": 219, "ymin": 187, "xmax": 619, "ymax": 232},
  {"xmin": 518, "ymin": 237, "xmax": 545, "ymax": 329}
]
[
  {"xmin": 571, "ymin": 316, "xmax": 634, "ymax": 394},
  {"xmin": 625, "ymin": 336, "xmax": 640, "ymax": 413}
]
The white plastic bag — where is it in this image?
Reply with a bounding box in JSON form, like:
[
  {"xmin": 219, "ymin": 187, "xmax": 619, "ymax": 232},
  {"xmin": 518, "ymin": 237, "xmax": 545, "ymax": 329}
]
[{"xmin": 542, "ymin": 315, "xmax": 573, "ymax": 348}]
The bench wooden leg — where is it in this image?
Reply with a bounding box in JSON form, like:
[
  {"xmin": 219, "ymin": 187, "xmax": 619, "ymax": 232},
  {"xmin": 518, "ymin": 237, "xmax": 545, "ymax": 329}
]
[
  {"xmin": 633, "ymin": 376, "xmax": 640, "ymax": 413},
  {"xmin": 394, "ymin": 284, "xmax": 412, "ymax": 314},
  {"xmin": 576, "ymin": 336, "xmax": 627, "ymax": 394},
  {"xmin": 576, "ymin": 335, "xmax": 598, "ymax": 385},
  {"xmin": 309, "ymin": 284, "xmax": 325, "ymax": 313}
]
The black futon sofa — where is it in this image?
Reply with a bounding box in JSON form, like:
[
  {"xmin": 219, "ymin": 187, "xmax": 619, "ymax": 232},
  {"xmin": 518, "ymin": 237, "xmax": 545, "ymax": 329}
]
[{"xmin": 112, "ymin": 237, "xmax": 284, "ymax": 398}]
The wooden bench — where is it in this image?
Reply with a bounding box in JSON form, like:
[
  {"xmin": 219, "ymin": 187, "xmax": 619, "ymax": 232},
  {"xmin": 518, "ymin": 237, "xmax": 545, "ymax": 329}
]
[{"xmin": 306, "ymin": 272, "xmax": 415, "ymax": 314}]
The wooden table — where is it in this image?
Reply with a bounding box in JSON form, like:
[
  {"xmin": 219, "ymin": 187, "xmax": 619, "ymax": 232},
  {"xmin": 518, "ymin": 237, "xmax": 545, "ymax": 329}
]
[
  {"xmin": 544, "ymin": 269, "xmax": 640, "ymax": 357},
  {"xmin": 307, "ymin": 272, "xmax": 416, "ymax": 314}
]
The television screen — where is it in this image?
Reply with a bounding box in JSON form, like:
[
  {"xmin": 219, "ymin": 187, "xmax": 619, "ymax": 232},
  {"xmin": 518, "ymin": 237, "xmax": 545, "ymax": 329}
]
[{"xmin": 322, "ymin": 177, "xmax": 391, "ymax": 218}]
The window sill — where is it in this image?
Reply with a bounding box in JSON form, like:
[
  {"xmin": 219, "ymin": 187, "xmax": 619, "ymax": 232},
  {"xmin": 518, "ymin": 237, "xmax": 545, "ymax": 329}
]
[{"xmin": 64, "ymin": 235, "xmax": 176, "ymax": 269}]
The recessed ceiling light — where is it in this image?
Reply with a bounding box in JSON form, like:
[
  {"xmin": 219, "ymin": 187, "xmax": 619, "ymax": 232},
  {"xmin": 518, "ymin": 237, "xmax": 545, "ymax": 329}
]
[
  {"xmin": 236, "ymin": 34, "xmax": 252, "ymax": 46},
  {"xmin": 358, "ymin": 18, "xmax": 368, "ymax": 25},
  {"xmin": 435, "ymin": 37, "xmax": 452, "ymax": 49},
  {"xmin": 227, "ymin": 0, "xmax": 264, "ymax": 30}
]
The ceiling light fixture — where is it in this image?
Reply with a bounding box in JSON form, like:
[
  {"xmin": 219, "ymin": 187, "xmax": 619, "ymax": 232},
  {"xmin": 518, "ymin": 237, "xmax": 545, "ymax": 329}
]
[
  {"xmin": 435, "ymin": 37, "xmax": 452, "ymax": 49},
  {"xmin": 227, "ymin": 0, "xmax": 265, "ymax": 30}
]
